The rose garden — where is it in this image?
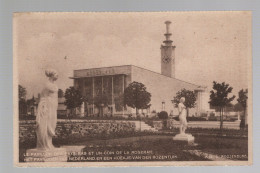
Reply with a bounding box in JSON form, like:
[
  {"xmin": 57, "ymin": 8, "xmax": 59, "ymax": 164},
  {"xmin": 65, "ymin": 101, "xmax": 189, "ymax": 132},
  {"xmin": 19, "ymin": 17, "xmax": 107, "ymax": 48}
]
[{"xmin": 18, "ymin": 80, "xmax": 248, "ymax": 162}]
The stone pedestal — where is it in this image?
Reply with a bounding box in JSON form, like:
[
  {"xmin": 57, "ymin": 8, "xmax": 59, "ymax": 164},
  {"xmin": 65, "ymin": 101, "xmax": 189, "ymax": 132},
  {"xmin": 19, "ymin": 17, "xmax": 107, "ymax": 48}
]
[
  {"xmin": 173, "ymin": 133, "xmax": 195, "ymax": 144},
  {"xmin": 61, "ymin": 145, "xmax": 85, "ymax": 153},
  {"xmin": 25, "ymin": 148, "xmax": 67, "ymax": 162}
]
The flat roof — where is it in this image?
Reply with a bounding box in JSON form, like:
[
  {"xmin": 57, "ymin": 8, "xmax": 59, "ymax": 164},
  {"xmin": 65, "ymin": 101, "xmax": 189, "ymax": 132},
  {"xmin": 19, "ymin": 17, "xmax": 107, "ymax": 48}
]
[{"xmin": 70, "ymin": 64, "xmax": 204, "ymax": 88}]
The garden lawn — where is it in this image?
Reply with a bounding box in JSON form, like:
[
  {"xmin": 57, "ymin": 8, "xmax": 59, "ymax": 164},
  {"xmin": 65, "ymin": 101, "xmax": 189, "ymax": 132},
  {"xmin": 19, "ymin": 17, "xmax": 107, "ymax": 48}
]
[
  {"xmin": 194, "ymin": 135, "xmax": 248, "ymax": 160},
  {"xmin": 67, "ymin": 135, "xmax": 248, "ymax": 162},
  {"xmin": 19, "ymin": 128, "xmax": 248, "ymax": 162}
]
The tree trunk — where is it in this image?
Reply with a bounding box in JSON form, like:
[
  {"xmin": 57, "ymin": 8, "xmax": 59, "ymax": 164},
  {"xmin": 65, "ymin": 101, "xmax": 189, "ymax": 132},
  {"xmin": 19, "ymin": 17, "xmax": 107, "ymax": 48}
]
[
  {"xmin": 220, "ymin": 107, "xmax": 223, "ymax": 133},
  {"xmin": 187, "ymin": 108, "xmax": 189, "ymax": 122},
  {"xmin": 244, "ymin": 107, "xmax": 246, "ymax": 126},
  {"xmin": 240, "ymin": 107, "xmax": 246, "ymax": 130},
  {"xmin": 73, "ymin": 108, "xmax": 76, "ymax": 117},
  {"xmin": 137, "ymin": 108, "xmax": 141, "ymax": 132},
  {"xmin": 101, "ymin": 106, "xmax": 103, "ymax": 117}
]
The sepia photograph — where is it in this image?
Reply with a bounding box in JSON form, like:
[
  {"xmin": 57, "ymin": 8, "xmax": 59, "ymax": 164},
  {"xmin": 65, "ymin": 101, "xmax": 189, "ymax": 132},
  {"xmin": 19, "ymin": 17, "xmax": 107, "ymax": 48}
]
[{"xmin": 13, "ymin": 11, "xmax": 252, "ymax": 167}]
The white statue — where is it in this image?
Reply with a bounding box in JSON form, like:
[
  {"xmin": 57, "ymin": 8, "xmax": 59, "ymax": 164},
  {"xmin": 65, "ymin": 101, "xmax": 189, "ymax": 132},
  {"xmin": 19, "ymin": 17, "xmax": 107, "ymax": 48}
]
[
  {"xmin": 178, "ymin": 97, "xmax": 187, "ymax": 134},
  {"xmin": 36, "ymin": 69, "xmax": 58, "ymax": 150},
  {"xmin": 173, "ymin": 97, "xmax": 194, "ymax": 143}
]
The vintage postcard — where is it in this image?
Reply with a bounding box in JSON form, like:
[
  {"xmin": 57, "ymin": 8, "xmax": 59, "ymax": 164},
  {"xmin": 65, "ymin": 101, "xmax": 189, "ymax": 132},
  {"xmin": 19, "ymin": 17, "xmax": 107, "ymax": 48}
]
[{"xmin": 13, "ymin": 11, "xmax": 252, "ymax": 167}]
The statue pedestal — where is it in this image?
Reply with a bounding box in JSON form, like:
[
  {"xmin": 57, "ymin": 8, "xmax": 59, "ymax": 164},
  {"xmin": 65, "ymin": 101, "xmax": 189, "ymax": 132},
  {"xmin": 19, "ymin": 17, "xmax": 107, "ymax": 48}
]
[
  {"xmin": 25, "ymin": 148, "xmax": 67, "ymax": 162},
  {"xmin": 173, "ymin": 133, "xmax": 195, "ymax": 144}
]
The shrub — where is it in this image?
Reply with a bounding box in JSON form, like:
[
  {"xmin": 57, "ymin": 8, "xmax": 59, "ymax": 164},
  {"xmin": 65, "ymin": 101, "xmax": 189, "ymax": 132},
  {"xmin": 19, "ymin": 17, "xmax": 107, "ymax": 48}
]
[
  {"xmin": 144, "ymin": 119, "xmax": 154, "ymax": 127},
  {"xmin": 57, "ymin": 114, "xmax": 68, "ymax": 119},
  {"xmin": 200, "ymin": 113, "xmax": 208, "ymax": 117},
  {"xmin": 158, "ymin": 111, "xmax": 168, "ymax": 119},
  {"xmin": 210, "ymin": 112, "xmax": 215, "ymax": 116},
  {"xmin": 158, "ymin": 111, "xmax": 168, "ymax": 129},
  {"xmin": 19, "ymin": 114, "xmax": 36, "ymax": 120},
  {"xmin": 208, "ymin": 115, "xmax": 218, "ymax": 121},
  {"xmin": 240, "ymin": 118, "xmax": 246, "ymax": 129},
  {"xmin": 172, "ymin": 116, "xmax": 179, "ymax": 121}
]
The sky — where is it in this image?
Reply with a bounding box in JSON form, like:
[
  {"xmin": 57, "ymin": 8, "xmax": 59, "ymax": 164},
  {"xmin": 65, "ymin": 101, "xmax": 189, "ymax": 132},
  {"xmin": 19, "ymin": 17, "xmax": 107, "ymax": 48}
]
[{"xmin": 14, "ymin": 12, "xmax": 251, "ymax": 100}]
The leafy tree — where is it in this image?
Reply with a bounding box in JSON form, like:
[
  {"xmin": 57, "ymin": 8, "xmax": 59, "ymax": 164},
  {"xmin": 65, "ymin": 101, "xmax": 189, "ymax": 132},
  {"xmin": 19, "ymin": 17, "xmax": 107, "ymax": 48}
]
[
  {"xmin": 19, "ymin": 85, "xmax": 27, "ymax": 102},
  {"xmin": 172, "ymin": 88, "xmax": 196, "ymax": 117},
  {"xmin": 124, "ymin": 81, "xmax": 151, "ymax": 115},
  {"xmin": 209, "ymin": 81, "xmax": 235, "ymax": 130},
  {"xmin": 26, "ymin": 96, "xmax": 37, "ymax": 116},
  {"xmin": 26, "ymin": 95, "xmax": 36, "ymax": 105},
  {"xmin": 234, "ymin": 103, "xmax": 243, "ymax": 112},
  {"xmin": 58, "ymin": 89, "xmax": 64, "ymax": 98},
  {"xmin": 64, "ymin": 87, "xmax": 84, "ymax": 116},
  {"xmin": 237, "ymin": 89, "xmax": 248, "ymax": 129},
  {"xmin": 18, "ymin": 85, "xmax": 27, "ymax": 117}
]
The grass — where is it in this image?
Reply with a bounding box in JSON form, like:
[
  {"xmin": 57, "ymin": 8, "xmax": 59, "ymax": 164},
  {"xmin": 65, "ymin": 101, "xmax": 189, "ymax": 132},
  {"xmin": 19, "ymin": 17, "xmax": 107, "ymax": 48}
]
[
  {"xmin": 194, "ymin": 135, "xmax": 248, "ymax": 160},
  {"xmin": 66, "ymin": 135, "xmax": 248, "ymax": 162},
  {"xmin": 19, "ymin": 128, "xmax": 248, "ymax": 162},
  {"xmin": 70, "ymin": 137, "xmax": 210, "ymax": 162}
]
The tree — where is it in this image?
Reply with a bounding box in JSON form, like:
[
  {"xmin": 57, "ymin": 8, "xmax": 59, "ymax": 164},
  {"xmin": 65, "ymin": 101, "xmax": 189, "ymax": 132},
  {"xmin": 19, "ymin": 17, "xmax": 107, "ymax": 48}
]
[
  {"xmin": 58, "ymin": 89, "xmax": 64, "ymax": 98},
  {"xmin": 234, "ymin": 102, "xmax": 244, "ymax": 112},
  {"xmin": 18, "ymin": 85, "xmax": 27, "ymax": 117},
  {"xmin": 26, "ymin": 96, "xmax": 37, "ymax": 116},
  {"xmin": 64, "ymin": 87, "xmax": 84, "ymax": 116},
  {"xmin": 172, "ymin": 88, "xmax": 196, "ymax": 117},
  {"xmin": 209, "ymin": 81, "xmax": 235, "ymax": 131},
  {"xmin": 124, "ymin": 81, "xmax": 151, "ymax": 115},
  {"xmin": 19, "ymin": 85, "xmax": 27, "ymax": 102},
  {"xmin": 237, "ymin": 89, "xmax": 248, "ymax": 129}
]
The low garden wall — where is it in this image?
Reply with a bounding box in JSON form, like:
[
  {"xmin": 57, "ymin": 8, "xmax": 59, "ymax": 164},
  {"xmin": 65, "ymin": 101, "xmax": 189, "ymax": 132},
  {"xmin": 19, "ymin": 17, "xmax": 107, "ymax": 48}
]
[{"xmin": 19, "ymin": 119, "xmax": 136, "ymax": 143}]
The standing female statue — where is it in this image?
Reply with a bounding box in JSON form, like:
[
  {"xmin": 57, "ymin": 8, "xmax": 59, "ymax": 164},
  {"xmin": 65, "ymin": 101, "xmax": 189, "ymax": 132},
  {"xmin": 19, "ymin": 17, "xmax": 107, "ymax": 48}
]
[
  {"xmin": 36, "ymin": 69, "xmax": 58, "ymax": 150},
  {"xmin": 178, "ymin": 97, "xmax": 187, "ymax": 134},
  {"xmin": 173, "ymin": 97, "xmax": 194, "ymax": 143}
]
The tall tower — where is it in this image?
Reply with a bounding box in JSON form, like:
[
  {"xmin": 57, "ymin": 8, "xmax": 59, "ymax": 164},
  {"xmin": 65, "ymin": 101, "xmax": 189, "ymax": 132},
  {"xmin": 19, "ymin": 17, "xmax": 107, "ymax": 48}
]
[{"xmin": 161, "ymin": 21, "xmax": 176, "ymax": 78}]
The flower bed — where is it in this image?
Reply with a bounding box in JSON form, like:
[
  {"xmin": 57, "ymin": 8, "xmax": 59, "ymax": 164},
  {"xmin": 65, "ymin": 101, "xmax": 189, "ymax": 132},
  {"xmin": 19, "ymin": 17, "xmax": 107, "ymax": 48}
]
[{"xmin": 19, "ymin": 120, "xmax": 136, "ymax": 143}]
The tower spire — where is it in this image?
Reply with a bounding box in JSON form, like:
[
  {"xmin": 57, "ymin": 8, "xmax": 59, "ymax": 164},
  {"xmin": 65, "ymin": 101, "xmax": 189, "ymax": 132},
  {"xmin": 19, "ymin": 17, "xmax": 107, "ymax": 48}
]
[
  {"xmin": 161, "ymin": 21, "xmax": 176, "ymax": 78},
  {"xmin": 163, "ymin": 21, "xmax": 173, "ymax": 46}
]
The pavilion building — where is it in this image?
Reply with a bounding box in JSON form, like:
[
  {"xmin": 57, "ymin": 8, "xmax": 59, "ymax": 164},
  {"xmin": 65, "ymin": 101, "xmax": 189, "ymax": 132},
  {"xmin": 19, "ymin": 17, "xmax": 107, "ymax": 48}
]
[{"xmin": 70, "ymin": 21, "xmax": 210, "ymax": 117}]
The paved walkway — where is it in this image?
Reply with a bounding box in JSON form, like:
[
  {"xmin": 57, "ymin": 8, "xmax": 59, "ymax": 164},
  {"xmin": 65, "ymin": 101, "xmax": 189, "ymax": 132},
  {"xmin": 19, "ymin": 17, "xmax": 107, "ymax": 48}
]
[{"xmin": 169, "ymin": 121, "xmax": 241, "ymax": 129}]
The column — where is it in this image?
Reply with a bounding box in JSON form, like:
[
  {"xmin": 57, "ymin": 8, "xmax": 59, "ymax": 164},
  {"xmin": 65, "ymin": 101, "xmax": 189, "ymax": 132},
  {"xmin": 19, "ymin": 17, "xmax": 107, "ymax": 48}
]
[
  {"xmin": 196, "ymin": 91, "xmax": 202, "ymax": 116},
  {"xmin": 80, "ymin": 102, "xmax": 84, "ymax": 117}
]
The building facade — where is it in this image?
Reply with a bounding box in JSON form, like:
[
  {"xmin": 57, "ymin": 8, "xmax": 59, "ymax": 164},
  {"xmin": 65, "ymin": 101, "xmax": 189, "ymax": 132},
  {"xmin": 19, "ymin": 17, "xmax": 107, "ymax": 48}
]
[{"xmin": 70, "ymin": 21, "xmax": 210, "ymax": 117}]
